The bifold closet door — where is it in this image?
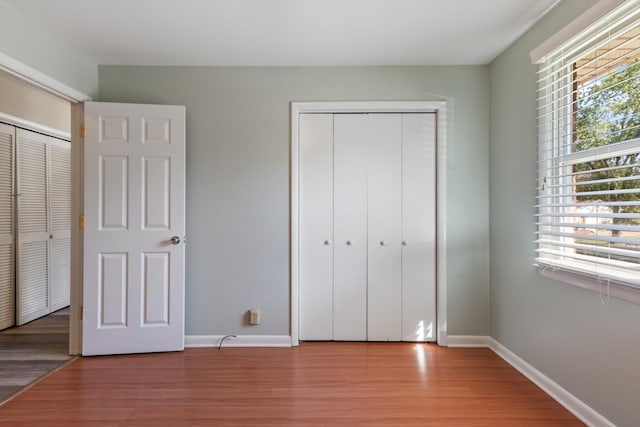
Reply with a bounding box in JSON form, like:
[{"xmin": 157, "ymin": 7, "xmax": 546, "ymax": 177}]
[
  {"xmin": 366, "ymin": 114, "xmax": 402, "ymax": 341},
  {"xmin": 299, "ymin": 114, "xmax": 334, "ymax": 340},
  {"xmin": 16, "ymin": 129, "xmax": 50, "ymax": 325},
  {"xmin": 0, "ymin": 123, "xmax": 15, "ymax": 330},
  {"xmin": 298, "ymin": 111, "xmax": 437, "ymax": 343},
  {"xmin": 401, "ymin": 113, "xmax": 436, "ymax": 341},
  {"xmin": 333, "ymin": 114, "xmax": 368, "ymax": 341},
  {"xmin": 49, "ymin": 138, "xmax": 71, "ymax": 311}
]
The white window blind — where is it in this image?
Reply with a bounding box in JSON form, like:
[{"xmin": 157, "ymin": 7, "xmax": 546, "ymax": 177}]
[{"xmin": 536, "ymin": 0, "xmax": 640, "ymax": 294}]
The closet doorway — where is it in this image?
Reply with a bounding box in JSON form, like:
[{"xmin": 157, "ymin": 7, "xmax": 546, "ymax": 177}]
[{"xmin": 291, "ymin": 102, "xmax": 448, "ymax": 346}]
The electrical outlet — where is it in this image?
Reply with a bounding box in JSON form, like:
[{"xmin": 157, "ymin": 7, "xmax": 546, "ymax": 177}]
[{"xmin": 249, "ymin": 308, "xmax": 261, "ymax": 325}]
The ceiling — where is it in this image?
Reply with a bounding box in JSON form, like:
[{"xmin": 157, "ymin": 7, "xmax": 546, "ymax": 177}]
[{"xmin": 5, "ymin": 0, "xmax": 562, "ymax": 66}]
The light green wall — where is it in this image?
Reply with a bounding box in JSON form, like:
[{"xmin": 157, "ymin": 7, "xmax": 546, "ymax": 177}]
[
  {"xmin": 0, "ymin": 1, "xmax": 98, "ymax": 98},
  {"xmin": 98, "ymin": 65, "xmax": 490, "ymax": 337},
  {"xmin": 490, "ymin": 0, "xmax": 639, "ymax": 425}
]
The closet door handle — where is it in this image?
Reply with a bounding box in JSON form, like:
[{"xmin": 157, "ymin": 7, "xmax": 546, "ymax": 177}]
[
  {"xmin": 346, "ymin": 240, "xmax": 353, "ymax": 246},
  {"xmin": 402, "ymin": 241, "xmax": 408, "ymax": 246},
  {"xmin": 324, "ymin": 240, "xmax": 332, "ymax": 245},
  {"xmin": 379, "ymin": 240, "xmax": 387, "ymax": 246}
]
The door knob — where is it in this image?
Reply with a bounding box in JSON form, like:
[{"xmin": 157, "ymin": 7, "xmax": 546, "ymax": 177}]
[
  {"xmin": 380, "ymin": 240, "xmax": 387, "ymax": 246},
  {"xmin": 324, "ymin": 240, "xmax": 332, "ymax": 245},
  {"xmin": 402, "ymin": 241, "xmax": 408, "ymax": 246},
  {"xmin": 170, "ymin": 236, "xmax": 181, "ymax": 245},
  {"xmin": 346, "ymin": 240, "xmax": 353, "ymax": 245}
]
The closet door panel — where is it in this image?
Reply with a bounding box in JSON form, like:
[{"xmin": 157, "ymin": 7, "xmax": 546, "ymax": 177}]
[
  {"xmin": 49, "ymin": 139, "xmax": 71, "ymax": 311},
  {"xmin": 367, "ymin": 114, "xmax": 402, "ymax": 341},
  {"xmin": 333, "ymin": 114, "xmax": 367, "ymax": 341},
  {"xmin": 401, "ymin": 114, "xmax": 437, "ymax": 342},
  {"xmin": 16, "ymin": 129, "xmax": 50, "ymax": 325},
  {"xmin": 299, "ymin": 114, "xmax": 334, "ymax": 340},
  {"xmin": 0, "ymin": 124, "xmax": 15, "ymax": 330},
  {"xmin": 18, "ymin": 240, "xmax": 49, "ymax": 322}
]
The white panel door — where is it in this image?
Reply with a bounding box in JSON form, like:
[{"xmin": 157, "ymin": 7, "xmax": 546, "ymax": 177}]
[
  {"xmin": 333, "ymin": 114, "xmax": 368, "ymax": 341},
  {"xmin": 0, "ymin": 123, "xmax": 15, "ymax": 330},
  {"xmin": 401, "ymin": 113, "xmax": 437, "ymax": 342},
  {"xmin": 299, "ymin": 114, "xmax": 334, "ymax": 340},
  {"xmin": 83, "ymin": 102, "xmax": 186, "ymax": 356},
  {"xmin": 16, "ymin": 129, "xmax": 50, "ymax": 325},
  {"xmin": 367, "ymin": 114, "xmax": 402, "ymax": 341},
  {"xmin": 49, "ymin": 138, "xmax": 71, "ymax": 311}
]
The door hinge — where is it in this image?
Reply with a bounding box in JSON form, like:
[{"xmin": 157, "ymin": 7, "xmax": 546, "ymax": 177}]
[
  {"xmin": 80, "ymin": 215, "xmax": 85, "ymax": 229},
  {"xmin": 81, "ymin": 123, "xmax": 85, "ymax": 137},
  {"xmin": 80, "ymin": 306, "xmax": 83, "ymax": 321}
]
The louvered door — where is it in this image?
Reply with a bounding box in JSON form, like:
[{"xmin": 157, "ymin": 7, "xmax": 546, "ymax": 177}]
[
  {"xmin": 0, "ymin": 123, "xmax": 15, "ymax": 330},
  {"xmin": 49, "ymin": 138, "xmax": 71, "ymax": 311},
  {"xmin": 16, "ymin": 129, "xmax": 50, "ymax": 325}
]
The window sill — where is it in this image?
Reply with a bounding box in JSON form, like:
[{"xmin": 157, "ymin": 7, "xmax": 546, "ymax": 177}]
[{"xmin": 535, "ymin": 261, "xmax": 640, "ymax": 305}]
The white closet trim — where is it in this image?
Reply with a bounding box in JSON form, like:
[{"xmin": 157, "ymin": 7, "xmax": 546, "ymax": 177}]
[
  {"xmin": 0, "ymin": 112, "xmax": 70, "ymax": 141},
  {"xmin": 290, "ymin": 101, "xmax": 449, "ymax": 346}
]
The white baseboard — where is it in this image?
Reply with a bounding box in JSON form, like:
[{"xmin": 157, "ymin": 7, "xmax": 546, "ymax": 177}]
[
  {"xmin": 185, "ymin": 335, "xmax": 292, "ymax": 348},
  {"xmin": 447, "ymin": 335, "xmax": 613, "ymax": 427},
  {"xmin": 488, "ymin": 338, "xmax": 614, "ymax": 427},
  {"xmin": 447, "ymin": 335, "xmax": 491, "ymax": 347}
]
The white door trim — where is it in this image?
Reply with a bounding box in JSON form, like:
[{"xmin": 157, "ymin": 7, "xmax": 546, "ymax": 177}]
[
  {"xmin": 290, "ymin": 101, "xmax": 448, "ymax": 346},
  {"xmin": 0, "ymin": 52, "xmax": 91, "ymax": 103},
  {"xmin": 69, "ymin": 104, "xmax": 84, "ymax": 355}
]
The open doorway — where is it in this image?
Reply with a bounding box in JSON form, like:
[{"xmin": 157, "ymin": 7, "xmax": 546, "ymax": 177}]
[{"xmin": 0, "ymin": 71, "xmax": 74, "ymax": 400}]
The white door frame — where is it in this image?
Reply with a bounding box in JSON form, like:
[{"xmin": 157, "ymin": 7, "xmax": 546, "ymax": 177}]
[
  {"xmin": 0, "ymin": 55, "xmax": 91, "ymax": 355},
  {"xmin": 291, "ymin": 101, "xmax": 449, "ymax": 347}
]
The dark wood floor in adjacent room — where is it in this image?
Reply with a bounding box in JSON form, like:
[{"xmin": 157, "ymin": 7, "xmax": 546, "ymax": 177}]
[
  {"xmin": 0, "ymin": 308, "xmax": 72, "ymax": 404},
  {"xmin": 0, "ymin": 342, "xmax": 583, "ymax": 426}
]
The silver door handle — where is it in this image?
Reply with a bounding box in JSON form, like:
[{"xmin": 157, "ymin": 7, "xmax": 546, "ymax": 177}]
[
  {"xmin": 170, "ymin": 236, "xmax": 181, "ymax": 245},
  {"xmin": 324, "ymin": 240, "xmax": 332, "ymax": 245},
  {"xmin": 402, "ymin": 241, "xmax": 408, "ymax": 246},
  {"xmin": 380, "ymin": 240, "xmax": 387, "ymax": 246}
]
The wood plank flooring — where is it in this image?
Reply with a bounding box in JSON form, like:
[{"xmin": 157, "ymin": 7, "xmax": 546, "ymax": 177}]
[
  {"xmin": 0, "ymin": 308, "xmax": 72, "ymax": 404},
  {"xmin": 0, "ymin": 342, "xmax": 582, "ymax": 426}
]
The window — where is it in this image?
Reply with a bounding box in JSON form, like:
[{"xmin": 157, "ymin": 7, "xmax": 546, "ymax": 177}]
[{"xmin": 536, "ymin": 1, "xmax": 640, "ymax": 301}]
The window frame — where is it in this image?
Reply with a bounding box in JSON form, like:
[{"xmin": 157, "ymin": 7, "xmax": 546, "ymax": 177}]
[{"xmin": 534, "ymin": 0, "xmax": 640, "ymax": 304}]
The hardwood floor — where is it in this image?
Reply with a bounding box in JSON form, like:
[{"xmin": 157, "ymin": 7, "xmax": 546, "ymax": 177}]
[
  {"xmin": 0, "ymin": 308, "xmax": 72, "ymax": 404},
  {"xmin": 0, "ymin": 343, "xmax": 582, "ymax": 426}
]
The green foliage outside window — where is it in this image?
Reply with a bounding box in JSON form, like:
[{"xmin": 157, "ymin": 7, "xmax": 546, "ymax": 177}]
[{"xmin": 575, "ymin": 58, "xmax": 640, "ymax": 239}]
